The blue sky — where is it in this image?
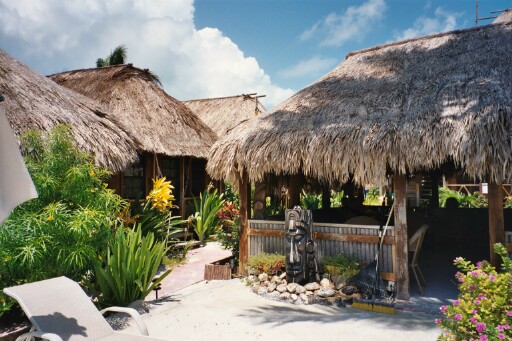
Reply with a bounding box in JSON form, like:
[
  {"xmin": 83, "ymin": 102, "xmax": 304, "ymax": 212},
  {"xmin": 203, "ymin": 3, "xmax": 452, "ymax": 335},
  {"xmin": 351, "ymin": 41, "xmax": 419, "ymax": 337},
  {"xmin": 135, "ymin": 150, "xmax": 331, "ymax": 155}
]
[{"xmin": 0, "ymin": 0, "xmax": 510, "ymax": 107}]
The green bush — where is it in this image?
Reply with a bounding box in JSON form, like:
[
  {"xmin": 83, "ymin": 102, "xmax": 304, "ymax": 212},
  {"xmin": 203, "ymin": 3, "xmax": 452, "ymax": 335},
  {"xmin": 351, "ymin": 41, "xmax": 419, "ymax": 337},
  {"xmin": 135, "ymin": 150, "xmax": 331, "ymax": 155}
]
[
  {"xmin": 0, "ymin": 126, "xmax": 123, "ymax": 316},
  {"xmin": 439, "ymin": 187, "xmax": 488, "ymax": 208},
  {"xmin": 190, "ymin": 186, "xmax": 225, "ymax": 242},
  {"xmin": 94, "ymin": 226, "xmax": 171, "ymax": 307},
  {"xmin": 300, "ymin": 190, "xmax": 321, "ymax": 209},
  {"xmin": 436, "ymin": 244, "xmax": 512, "ymax": 340},
  {"xmin": 247, "ymin": 253, "xmax": 286, "ymax": 275},
  {"xmin": 321, "ymin": 255, "xmax": 365, "ymax": 284},
  {"xmin": 216, "ymin": 201, "xmax": 240, "ymax": 263},
  {"xmin": 363, "ymin": 188, "xmax": 382, "ymax": 206},
  {"xmin": 330, "ymin": 191, "xmax": 345, "ymax": 208}
]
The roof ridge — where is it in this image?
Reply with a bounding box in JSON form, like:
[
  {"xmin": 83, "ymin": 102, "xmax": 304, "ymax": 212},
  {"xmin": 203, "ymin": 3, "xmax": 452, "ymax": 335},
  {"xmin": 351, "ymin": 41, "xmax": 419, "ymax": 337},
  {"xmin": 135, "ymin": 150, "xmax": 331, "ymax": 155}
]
[
  {"xmin": 183, "ymin": 94, "xmax": 258, "ymax": 102},
  {"xmin": 346, "ymin": 19, "xmax": 512, "ymax": 59},
  {"xmin": 47, "ymin": 63, "xmax": 138, "ymax": 78}
]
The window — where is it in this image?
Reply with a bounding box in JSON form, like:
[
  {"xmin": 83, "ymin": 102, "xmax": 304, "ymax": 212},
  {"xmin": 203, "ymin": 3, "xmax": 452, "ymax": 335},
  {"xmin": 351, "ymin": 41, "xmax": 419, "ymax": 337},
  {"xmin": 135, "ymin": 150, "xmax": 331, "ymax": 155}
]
[{"xmin": 123, "ymin": 157, "xmax": 145, "ymax": 199}]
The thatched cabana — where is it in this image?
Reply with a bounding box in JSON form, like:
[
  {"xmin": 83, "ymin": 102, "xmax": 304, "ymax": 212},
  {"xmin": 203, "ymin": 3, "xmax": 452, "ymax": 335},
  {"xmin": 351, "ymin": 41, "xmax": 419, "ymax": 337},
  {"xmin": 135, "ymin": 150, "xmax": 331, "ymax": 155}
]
[
  {"xmin": 207, "ymin": 19, "xmax": 512, "ymax": 299},
  {"xmin": 50, "ymin": 64, "xmax": 217, "ymax": 217},
  {"xmin": 184, "ymin": 94, "xmax": 266, "ymax": 137},
  {"xmin": 0, "ymin": 49, "xmax": 138, "ymax": 172}
]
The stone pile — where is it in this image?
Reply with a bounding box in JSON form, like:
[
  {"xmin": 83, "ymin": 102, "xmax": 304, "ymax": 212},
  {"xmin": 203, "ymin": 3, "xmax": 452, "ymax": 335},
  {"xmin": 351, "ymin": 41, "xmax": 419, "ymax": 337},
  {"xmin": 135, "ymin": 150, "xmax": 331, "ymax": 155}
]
[{"xmin": 241, "ymin": 272, "xmax": 362, "ymax": 306}]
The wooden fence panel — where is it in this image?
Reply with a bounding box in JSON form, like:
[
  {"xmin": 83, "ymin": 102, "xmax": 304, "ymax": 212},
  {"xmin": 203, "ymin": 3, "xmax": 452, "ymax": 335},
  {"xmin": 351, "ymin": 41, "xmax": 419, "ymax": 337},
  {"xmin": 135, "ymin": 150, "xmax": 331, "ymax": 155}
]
[{"xmin": 249, "ymin": 220, "xmax": 395, "ymax": 276}]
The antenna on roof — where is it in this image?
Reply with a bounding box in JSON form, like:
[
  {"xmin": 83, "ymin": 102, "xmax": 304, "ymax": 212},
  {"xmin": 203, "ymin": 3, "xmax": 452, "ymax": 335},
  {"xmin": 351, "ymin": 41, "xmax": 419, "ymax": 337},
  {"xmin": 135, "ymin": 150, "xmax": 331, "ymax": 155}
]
[
  {"xmin": 243, "ymin": 93, "xmax": 266, "ymax": 115},
  {"xmin": 475, "ymin": 0, "xmax": 507, "ymax": 26}
]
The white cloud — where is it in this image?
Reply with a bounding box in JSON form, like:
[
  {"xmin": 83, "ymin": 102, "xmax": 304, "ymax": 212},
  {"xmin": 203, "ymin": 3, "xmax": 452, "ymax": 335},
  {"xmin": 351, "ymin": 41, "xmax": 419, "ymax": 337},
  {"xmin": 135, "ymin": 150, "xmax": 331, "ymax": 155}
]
[
  {"xmin": 394, "ymin": 7, "xmax": 462, "ymax": 40},
  {"xmin": 277, "ymin": 57, "xmax": 338, "ymax": 79},
  {"xmin": 300, "ymin": 0, "xmax": 387, "ymax": 47},
  {"xmin": 0, "ymin": 0, "xmax": 293, "ymax": 107}
]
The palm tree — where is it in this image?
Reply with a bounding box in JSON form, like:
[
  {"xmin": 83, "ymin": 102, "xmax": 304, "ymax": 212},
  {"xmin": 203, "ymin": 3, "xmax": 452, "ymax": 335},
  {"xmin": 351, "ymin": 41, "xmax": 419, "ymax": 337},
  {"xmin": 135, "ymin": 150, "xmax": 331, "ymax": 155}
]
[
  {"xmin": 95, "ymin": 44, "xmax": 162, "ymax": 87},
  {"xmin": 96, "ymin": 44, "xmax": 127, "ymax": 67}
]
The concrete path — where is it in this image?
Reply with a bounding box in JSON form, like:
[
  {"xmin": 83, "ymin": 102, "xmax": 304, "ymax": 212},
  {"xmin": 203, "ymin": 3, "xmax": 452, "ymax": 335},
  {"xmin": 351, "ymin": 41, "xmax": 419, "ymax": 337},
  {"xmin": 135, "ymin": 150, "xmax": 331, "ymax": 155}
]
[
  {"xmin": 148, "ymin": 242, "xmax": 232, "ymax": 300},
  {"xmin": 122, "ymin": 279, "xmax": 442, "ymax": 341}
]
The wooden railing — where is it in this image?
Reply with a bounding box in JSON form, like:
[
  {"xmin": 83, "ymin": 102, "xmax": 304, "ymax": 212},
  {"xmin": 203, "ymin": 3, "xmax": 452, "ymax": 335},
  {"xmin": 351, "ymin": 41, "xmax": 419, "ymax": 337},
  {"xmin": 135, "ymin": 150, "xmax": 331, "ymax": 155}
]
[{"xmin": 248, "ymin": 220, "xmax": 396, "ymax": 281}]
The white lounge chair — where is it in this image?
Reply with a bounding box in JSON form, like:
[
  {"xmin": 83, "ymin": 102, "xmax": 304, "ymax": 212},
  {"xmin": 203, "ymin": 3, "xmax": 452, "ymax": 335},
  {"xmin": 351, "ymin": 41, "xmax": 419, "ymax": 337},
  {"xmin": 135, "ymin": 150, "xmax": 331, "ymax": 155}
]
[{"xmin": 3, "ymin": 276, "xmax": 165, "ymax": 341}]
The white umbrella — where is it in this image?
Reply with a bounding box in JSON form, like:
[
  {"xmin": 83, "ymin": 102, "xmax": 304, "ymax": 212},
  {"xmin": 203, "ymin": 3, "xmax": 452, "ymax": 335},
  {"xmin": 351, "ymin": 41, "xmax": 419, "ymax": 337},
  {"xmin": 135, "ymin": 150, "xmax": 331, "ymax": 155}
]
[{"xmin": 0, "ymin": 96, "xmax": 38, "ymax": 223}]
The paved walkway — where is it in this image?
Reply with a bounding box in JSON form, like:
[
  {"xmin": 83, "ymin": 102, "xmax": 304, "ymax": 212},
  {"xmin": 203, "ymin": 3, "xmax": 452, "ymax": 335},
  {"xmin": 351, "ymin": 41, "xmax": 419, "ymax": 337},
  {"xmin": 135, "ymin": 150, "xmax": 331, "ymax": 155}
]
[{"xmin": 148, "ymin": 242, "xmax": 232, "ymax": 300}]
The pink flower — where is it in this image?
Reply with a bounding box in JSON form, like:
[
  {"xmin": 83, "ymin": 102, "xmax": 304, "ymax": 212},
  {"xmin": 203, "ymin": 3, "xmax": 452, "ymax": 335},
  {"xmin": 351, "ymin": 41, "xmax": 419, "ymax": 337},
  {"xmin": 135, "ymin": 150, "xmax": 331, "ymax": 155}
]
[
  {"xmin": 503, "ymin": 325, "xmax": 510, "ymax": 330},
  {"xmin": 476, "ymin": 322, "xmax": 487, "ymax": 333},
  {"xmin": 435, "ymin": 318, "xmax": 441, "ymax": 324},
  {"xmin": 474, "ymin": 300, "xmax": 481, "ymax": 306},
  {"xmin": 497, "ymin": 325, "xmax": 505, "ymax": 332},
  {"xmin": 472, "ymin": 309, "xmax": 478, "ymax": 315},
  {"xmin": 454, "ymin": 314, "xmax": 462, "ymax": 321},
  {"xmin": 470, "ymin": 317, "xmax": 478, "ymax": 324},
  {"xmin": 489, "ymin": 275, "xmax": 495, "ymax": 282},
  {"xmin": 476, "ymin": 261, "xmax": 482, "ymax": 268},
  {"xmin": 440, "ymin": 305, "xmax": 447, "ymax": 313},
  {"xmin": 479, "ymin": 335, "xmax": 488, "ymax": 341},
  {"xmin": 454, "ymin": 300, "xmax": 460, "ymax": 306},
  {"xmin": 471, "ymin": 271, "xmax": 479, "ymax": 277},
  {"xmin": 497, "ymin": 334, "xmax": 505, "ymax": 340},
  {"xmin": 454, "ymin": 257, "xmax": 463, "ymax": 262},
  {"xmin": 469, "ymin": 284, "xmax": 476, "ymax": 290},
  {"xmin": 507, "ymin": 311, "xmax": 512, "ymax": 317},
  {"xmin": 477, "ymin": 294, "xmax": 486, "ymax": 300}
]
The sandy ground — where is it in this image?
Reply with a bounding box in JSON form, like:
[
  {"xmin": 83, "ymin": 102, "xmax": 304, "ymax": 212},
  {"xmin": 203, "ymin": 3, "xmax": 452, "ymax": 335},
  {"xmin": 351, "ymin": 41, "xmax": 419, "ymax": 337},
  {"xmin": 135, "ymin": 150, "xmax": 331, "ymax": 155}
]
[{"xmin": 114, "ymin": 279, "xmax": 441, "ymax": 341}]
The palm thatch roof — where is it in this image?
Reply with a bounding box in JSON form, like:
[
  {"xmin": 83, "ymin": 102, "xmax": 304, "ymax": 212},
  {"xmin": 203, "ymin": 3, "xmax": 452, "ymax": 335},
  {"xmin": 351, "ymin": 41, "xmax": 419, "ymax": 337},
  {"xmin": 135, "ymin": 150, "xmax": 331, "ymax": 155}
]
[
  {"xmin": 0, "ymin": 49, "xmax": 138, "ymax": 172},
  {"xmin": 207, "ymin": 20, "xmax": 512, "ymax": 185},
  {"xmin": 49, "ymin": 65, "xmax": 217, "ymax": 159},
  {"xmin": 183, "ymin": 94, "xmax": 266, "ymax": 136},
  {"xmin": 494, "ymin": 9, "xmax": 512, "ymax": 24}
]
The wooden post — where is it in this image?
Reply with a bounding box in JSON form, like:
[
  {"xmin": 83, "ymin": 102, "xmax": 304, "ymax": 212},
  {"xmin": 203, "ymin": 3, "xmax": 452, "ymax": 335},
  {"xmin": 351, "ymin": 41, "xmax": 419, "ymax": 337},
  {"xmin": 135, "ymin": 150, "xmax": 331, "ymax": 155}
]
[
  {"xmin": 288, "ymin": 173, "xmax": 303, "ymax": 208},
  {"xmin": 322, "ymin": 185, "xmax": 331, "ymax": 209},
  {"xmin": 488, "ymin": 182, "xmax": 505, "ymax": 267},
  {"xmin": 430, "ymin": 173, "xmax": 440, "ymax": 208},
  {"xmin": 238, "ymin": 170, "xmax": 250, "ymax": 275},
  {"xmin": 144, "ymin": 152, "xmax": 156, "ymax": 196},
  {"xmin": 253, "ymin": 181, "xmax": 266, "ymax": 219},
  {"xmin": 179, "ymin": 158, "xmax": 186, "ymax": 220},
  {"xmin": 393, "ymin": 173, "xmax": 410, "ymax": 300}
]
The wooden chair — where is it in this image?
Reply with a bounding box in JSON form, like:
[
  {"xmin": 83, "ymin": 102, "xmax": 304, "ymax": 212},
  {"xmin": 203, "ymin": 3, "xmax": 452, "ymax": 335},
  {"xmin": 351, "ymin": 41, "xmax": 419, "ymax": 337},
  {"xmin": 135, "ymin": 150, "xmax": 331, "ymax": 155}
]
[{"xmin": 409, "ymin": 224, "xmax": 429, "ymax": 295}]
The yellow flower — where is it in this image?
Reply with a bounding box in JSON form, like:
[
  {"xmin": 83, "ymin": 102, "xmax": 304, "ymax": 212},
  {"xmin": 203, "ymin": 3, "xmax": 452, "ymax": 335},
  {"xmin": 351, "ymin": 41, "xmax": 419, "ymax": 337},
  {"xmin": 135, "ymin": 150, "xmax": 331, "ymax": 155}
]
[
  {"xmin": 90, "ymin": 170, "xmax": 95, "ymax": 177},
  {"xmin": 119, "ymin": 203, "xmax": 139, "ymax": 225},
  {"xmin": 47, "ymin": 215, "xmax": 53, "ymax": 221},
  {"xmin": 147, "ymin": 177, "xmax": 175, "ymax": 213}
]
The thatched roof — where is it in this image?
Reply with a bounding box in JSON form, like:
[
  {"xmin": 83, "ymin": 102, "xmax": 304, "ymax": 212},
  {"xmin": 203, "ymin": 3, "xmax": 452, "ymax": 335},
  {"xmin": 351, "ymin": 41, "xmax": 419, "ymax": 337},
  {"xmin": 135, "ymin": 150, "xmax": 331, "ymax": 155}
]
[
  {"xmin": 494, "ymin": 9, "xmax": 512, "ymax": 24},
  {"xmin": 207, "ymin": 20, "xmax": 512, "ymax": 185},
  {"xmin": 50, "ymin": 65, "xmax": 217, "ymax": 158},
  {"xmin": 0, "ymin": 49, "xmax": 138, "ymax": 172},
  {"xmin": 183, "ymin": 94, "xmax": 266, "ymax": 136}
]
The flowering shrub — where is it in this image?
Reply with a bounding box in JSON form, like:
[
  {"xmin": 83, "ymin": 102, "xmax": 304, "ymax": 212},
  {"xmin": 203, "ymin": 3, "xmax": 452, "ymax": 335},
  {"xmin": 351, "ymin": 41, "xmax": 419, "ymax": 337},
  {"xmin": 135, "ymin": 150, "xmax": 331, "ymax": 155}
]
[
  {"xmin": 437, "ymin": 243, "xmax": 512, "ymax": 341},
  {"xmin": 216, "ymin": 201, "xmax": 240, "ymax": 262},
  {"xmin": 247, "ymin": 253, "xmax": 286, "ymax": 275}
]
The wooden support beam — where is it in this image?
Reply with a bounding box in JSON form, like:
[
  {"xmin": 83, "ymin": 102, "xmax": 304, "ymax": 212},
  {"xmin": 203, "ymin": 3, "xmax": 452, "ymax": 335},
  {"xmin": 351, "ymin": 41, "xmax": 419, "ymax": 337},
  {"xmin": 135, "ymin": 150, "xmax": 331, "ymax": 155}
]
[
  {"xmin": 253, "ymin": 181, "xmax": 266, "ymax": 220},
  {"xmin": 314, "ymin": 232, "xmax": 395, "ymax": 245},
  {"xmin": 288, "ymin": 173, "xmax": 303, "ymax": 208},
  {"xmin": 430, "ymin": 173, "xmax": 440, "ymax": 208},
  {"xmin": 393, "ymin": 173, "xmax": 410, "ymax": 300},
  {"xmin": 144, "ymin": 152, "xmax": 156, "ymax": 196},
  {"xmin": 238, "ymin": 170, "xmax": 250, "ymax": 275},
  {"xmin": 179, "ymin": 157, "xmax": 186, "ymax": 221},
  {"xmin": 322, "ymin": 185, "xmax": 331, "ymax": 209},
  {"xmin": 488, "ymin": 182, "xmax": 505, "ymax": 267}
]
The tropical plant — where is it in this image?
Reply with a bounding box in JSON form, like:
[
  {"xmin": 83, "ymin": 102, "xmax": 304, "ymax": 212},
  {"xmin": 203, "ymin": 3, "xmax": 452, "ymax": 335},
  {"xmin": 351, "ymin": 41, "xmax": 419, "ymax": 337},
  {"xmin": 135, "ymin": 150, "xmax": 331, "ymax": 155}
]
[
  {"xmin": 247, "ymin": 253, "xmax": 286, "ymax": 275},
  {"xmin": 330, "ymin": 190, "xmax": 345, "ymax": 207},
  {"xmin": 439, "ymin": 187, "xmax": 488, "ymax": 208},
  {"xmin": 96, "ymin": 44, "xmax": 127, "ymax": 67},
  {"xmin": 436, "ymin": 244, "xmax": 512, "ymax": 340},
  {"xmin": 121, "ymin": 177, "xmax": 184, "ymax": 243},
  {"xmin": 321, "ymin": 254, "xmax": 366, "ymax": 285},
  {"xmin": 95, "ymin": 44, "xmax": 162, "ymax": 86},
  {"xmin": 94, "ymin": 226, "xmax": 171, "ymax": 307},
  {"xmin": 189, "ymin": 186, "xmax": 225, "ymax": 242},
  {"xmin": 300, "ymin": 190, "xmax": 321, "ymax": 209},
  {"xmin": 216, "ymin": 201, "xmax": 240, "ymax": 262},
  {"xmin": 0, "ymin": 126, "xmax": 123, "ymax": 316},
  {"xmin": 363, "ymin": 187, "xmax": 382, "ymax": 206}
]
